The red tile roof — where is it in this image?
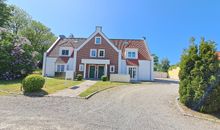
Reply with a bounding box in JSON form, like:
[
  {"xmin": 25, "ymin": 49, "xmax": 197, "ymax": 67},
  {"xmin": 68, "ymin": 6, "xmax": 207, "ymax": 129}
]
[
  {"xmin": 110, "ymin": 39, "xmax": 151, "ymax": 60},
  {"xmin": 216, "ymin": 52, "xmax": 220, "ymax": 60},
  {"xmin": 56, "ymin": 57, "xmax": 69, "ymax": 63},
  {"xmin": 48, "ymin": 37, "xmax": 151, "ymax": 61},
  {"xmin": 126, "ymin": 59, "xmax": 139, "ymax": 66}
]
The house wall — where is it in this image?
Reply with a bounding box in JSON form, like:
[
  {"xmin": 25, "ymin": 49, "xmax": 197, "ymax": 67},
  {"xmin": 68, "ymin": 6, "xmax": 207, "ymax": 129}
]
[
  {"xmin": 44, "ymin": 57, "xmax": 56, "ymax": 77},
  {"xmin": 76, "ymin": 33, "xmax": 119, "ymax": 77},
  {"xmin": 138, "ymin": 60, "xmax": 152, "ymax": 81},
  {"xmin": 121, "ymin": 60, "xmax": 127, "ymax": 74},
  {"xmin": 120, "ymin": 60, "xmax": 153, "ymax": 81}
]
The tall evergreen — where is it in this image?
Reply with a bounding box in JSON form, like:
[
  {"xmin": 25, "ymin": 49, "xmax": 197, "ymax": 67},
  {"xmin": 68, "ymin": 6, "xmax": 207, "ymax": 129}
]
[{"xmin": 179, "ymin": 37, "xmax": 220, "ymax": 113}]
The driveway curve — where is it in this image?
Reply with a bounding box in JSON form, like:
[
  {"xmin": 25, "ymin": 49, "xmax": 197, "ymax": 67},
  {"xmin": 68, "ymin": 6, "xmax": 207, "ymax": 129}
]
[{"xmin": 0, "ymin": 79, "xmax": 220, "ymax": 130}]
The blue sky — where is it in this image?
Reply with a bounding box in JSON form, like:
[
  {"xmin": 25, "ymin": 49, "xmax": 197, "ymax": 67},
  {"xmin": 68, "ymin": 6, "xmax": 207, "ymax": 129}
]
[{"xmin": 7, "ymin": 0, "xmax": 220, "ymax": 64}]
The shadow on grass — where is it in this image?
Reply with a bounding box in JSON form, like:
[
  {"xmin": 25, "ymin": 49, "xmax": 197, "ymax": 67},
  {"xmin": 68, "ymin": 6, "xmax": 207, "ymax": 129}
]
[{"xmin": 23, "ymin": 89, "xmax": 48, "ymax": 97}]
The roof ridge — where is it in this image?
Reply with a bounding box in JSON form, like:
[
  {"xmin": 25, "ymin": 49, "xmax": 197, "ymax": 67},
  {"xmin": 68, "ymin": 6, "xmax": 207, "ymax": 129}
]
[{"xmin": 110, "ymin": 38, "xmax": 144, "ymax": 41}]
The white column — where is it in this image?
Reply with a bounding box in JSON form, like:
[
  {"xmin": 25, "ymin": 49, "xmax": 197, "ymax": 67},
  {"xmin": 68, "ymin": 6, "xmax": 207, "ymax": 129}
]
[
  {"xmin": 42, "ymin": 52, "xmax": 47, "ymax": 76},
  {"xmin": 83, "ymin": 63, "xmax": 86, "ymax": 79},
  {"xmin": 105, "ymin": 64, "xmax": 108, "ymax": 76}
]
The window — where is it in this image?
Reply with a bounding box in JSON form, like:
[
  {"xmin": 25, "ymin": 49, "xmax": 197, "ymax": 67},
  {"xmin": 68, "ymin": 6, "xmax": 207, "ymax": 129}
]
[
  {"xmin": 95, "ymin": 37, "xmax": 101, "ymax": 44},
  {"xmin": 61, "ymin": 50, "xmax": 69, "ymax": 56},
  {"xmin": 127, "ymin": 51, "xmax": 137, "ymax": 59},
  {"xmin": 90, "ymin": 49, "xmax": 97, "ymax": 57},
  {"xmin": 57, "ymin": 65, "xmax": 65, "ymax": 72},
  {"xmin": 110, "ymin": 65, "xmax": 115, "ymax": 73},
  {"xmin": 79, "ymin": 64, "xmax": 84, "ymax": 71},
  {"xmin": 98, "ymin": 49, "xmax": 105, "ymax": 57}
]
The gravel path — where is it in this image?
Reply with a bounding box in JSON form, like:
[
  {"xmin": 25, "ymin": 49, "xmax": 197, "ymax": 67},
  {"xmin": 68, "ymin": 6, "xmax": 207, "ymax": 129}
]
[
  {"xmin": 49, "ymin": 80, "xmax": 97, "ymax": 97},
  {"xmin": 0, "ymin": 79, "xmax": 220, "ymax": 130}
]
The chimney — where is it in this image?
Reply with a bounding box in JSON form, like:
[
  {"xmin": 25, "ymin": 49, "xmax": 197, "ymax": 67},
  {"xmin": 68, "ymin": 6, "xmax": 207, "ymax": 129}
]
[
  {"xmin": 59, "ymin": 35, "xmax": 66, "ymax": 39},
  {"xmin": 96, "ymin": 26, "xmax": 102, "ymax": 32}
]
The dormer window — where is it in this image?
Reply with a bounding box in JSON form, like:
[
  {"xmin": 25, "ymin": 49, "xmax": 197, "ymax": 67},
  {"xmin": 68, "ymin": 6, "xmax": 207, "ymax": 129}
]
[
  {"xmin": 125, "ymin": 48, "xmax": 138, "ymax": 59},
  {"xmin": 95, "ymin": 37, "xmax": 101, "ymax": 44},
  {"xmin": 62, "ymin": 50, "xmax": 69, "ymax": 56}
]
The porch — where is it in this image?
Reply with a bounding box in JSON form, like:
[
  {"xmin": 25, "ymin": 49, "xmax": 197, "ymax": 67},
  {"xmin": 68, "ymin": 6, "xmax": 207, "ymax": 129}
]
[{"xmin": 81, "ymin": 59, "xmax": 109, "ymax": 79}]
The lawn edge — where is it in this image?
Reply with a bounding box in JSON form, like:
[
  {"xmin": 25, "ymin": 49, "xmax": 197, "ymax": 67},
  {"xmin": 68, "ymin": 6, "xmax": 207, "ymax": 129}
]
[
  {"xmin": 78, "ymin": 85, "xmax": 128, "ymax": 99},
  {"xmin": 176, "ymin": 97, "xmax": 220, "ymax": 123}
]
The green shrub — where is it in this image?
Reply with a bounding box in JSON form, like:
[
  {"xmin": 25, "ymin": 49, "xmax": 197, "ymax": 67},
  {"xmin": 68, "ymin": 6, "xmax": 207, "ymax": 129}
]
[
  {"xmin": 179, "ymin": 37, "xmax": 220, "ymax": 113},
  {"xmin": 22, "ymin": 74, "xmax": 45, "ymax": 93},
  {"xmin": 76, "ymin": 74, "xmax": 83, "ymax": 81},
  {"xmin": 101, "ymin": 75, "xmax": 108, "ymax": 81}
]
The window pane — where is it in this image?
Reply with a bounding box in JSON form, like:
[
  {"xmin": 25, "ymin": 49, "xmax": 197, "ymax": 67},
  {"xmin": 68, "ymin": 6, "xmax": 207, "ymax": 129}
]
[
  {"xmin": 61, "ymin": 65, "xmax": 65, "ymax": 72},
  {"xmin": 57, "ymin": 65, "xmax": 60, "ymax": 72},
  {"xmin": 128, "ymin": 52, "xmax": 132, "ymax": 57},
  {"xmin": 99, "ymin": 50, "xmax": 104, "ymax": 57},
  {"xmin": 96, "ymin": 37, "xmax": 101, "ymax": 44},
  {"xmin": 132, "ymin": 52, "xmax": 135, "ymax": 58}
]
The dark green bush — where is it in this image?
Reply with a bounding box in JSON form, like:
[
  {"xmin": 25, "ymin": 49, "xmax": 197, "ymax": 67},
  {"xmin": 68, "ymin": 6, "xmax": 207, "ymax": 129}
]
[
  {"xmin": 76, "ymin": 74, "xmax": 83, "ymax": 81},
  {"xmin": 179, "ymin": 37, "xmax": 220, "ymax": 113},
  {"xmin": 101, "ymin": 75, "xmax": 108, "ymax": 81},
  {"xmin": 22, "ymin": 74, "xmax": 45, "ymax": 93}
]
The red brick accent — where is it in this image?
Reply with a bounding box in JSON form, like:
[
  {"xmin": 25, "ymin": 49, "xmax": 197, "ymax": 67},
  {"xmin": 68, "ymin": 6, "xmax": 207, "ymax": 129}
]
[{"xmin": 76, "ymin": 33, "xmax": 119, "ymax": 78}]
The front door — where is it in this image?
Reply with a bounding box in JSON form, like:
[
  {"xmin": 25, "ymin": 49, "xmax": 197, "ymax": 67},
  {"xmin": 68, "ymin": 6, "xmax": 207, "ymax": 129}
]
[
  {"xmin": 98, "ymin": 66, "xmax": 105, "ymax": 79},
  {"xmin": 89, "ymin": 66, "xmax": 95, "ymax": 79},
  {"xmin": 128, "ymin": 67, "xmax": 137, "ymax": 80}
]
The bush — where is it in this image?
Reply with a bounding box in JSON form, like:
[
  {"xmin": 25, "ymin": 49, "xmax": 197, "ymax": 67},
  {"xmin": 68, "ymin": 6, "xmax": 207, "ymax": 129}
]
[
  {"xmin": 101, "ymin": 75, "xmax": 108, "ymax": 81},
  {"xmin": 76, "ymin": 74, "xmax": 83, "ymax": 81},
  {"xmin": 22, "ymin": 74, "xmax": 45, "ymax": 93},
  {"xmin": 179, "ymin": 37, "xmax": 220, "ymax": 113}
]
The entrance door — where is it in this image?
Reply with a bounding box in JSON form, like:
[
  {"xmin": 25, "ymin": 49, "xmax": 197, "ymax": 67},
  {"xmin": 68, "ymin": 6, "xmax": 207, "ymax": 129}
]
[
  {"xmin": 89, "ymin": 66, "xmax": 95, "ymax": 79},
  {"xmin": 98, "ymin": 66, "xmax": 105, "ymax": 79},
  {"xmin": 128, "ymin": 67, "xmax": 137, "ymax": 80}
]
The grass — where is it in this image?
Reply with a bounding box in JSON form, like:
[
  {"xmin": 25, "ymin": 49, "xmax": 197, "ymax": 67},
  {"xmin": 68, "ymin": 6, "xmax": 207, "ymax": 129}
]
[
  {"xmin": 0, "ymin": 77, "xmax": 83, "ymax": 96},
  {"xmin": 79, "ymin": 81, "xmax": 130, "ymax": 97}
]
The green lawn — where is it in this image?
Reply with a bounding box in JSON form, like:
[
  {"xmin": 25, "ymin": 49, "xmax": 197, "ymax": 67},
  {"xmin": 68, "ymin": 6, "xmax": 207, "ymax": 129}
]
[
  {"xmin": 79, "ymin": 81, "xmax": 130, "ymax": 97},
  {"xmin": 0, "ymin": 77, "xmax": 83, "ymax": 96}
]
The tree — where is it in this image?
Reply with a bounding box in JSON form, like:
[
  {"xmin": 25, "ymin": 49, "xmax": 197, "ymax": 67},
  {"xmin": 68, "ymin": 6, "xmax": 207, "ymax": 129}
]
[
  {"xmin": 20, "ymin": 20, "xmax": 56, "ymax": 68},
  {"xmin": 179, "ymin": 37, "xmax": 220, "ymax": 113},
  {"xmin": 0, "ymin": 0, "xmax": 11, "ymax": 27},
  {"xmin": 0, "ymin": 28, "xmax": 37, "ymax": 80},
  {"xmin": 8, "ymin": 5, "xmax": 31, "ymax": 34},
  {"xmin": 160, "ymin": 58, "xmax": 170, "ymax": 72},
  {"xmin": 152, "ymin": 54, "xmax": 159, "ymax": 71}
]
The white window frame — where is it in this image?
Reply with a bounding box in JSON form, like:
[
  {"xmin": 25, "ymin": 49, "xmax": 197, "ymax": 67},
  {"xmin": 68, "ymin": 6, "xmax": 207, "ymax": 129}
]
[
  {"xmin": 98, "ymin": 49, "xmax": 105, "ymax": 58},
  {"xmin": 56, "ymin": 64, "xmax": 65, "ymax": 72},
  {"xmin": 90, "ymin": 49, "xmax": 97, "ymax": 57},
  {"xmin": 79, "ymin": 64, "xmax": 84, "ymax": 71},
  {"xmin": 125, "ymin": 48, "xmax": 138, "ymax": 59},
  {"xmin": 59, "ymin": 47, "xmax": 72, "ymax": 57},
  {"xmin": 95, "ymin": 36, "xmax": 101, "ymax": 44},
  {"xmin": 110, "ymin": 65, "xmax": 115, "ymax": 73}
]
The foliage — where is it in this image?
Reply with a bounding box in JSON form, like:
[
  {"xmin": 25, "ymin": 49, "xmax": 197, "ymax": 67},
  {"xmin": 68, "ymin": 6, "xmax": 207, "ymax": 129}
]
[
  {"xmin": 179, "ymin": 37, "xmax": 220, "ymax": 113},
  {"xmin": 168, "ymin": 63, "xmax": 179, "ymax": 71},
  {"xmin": 0, "ymin": 0, "xmax": 11, "ymax": 27},
  {"xmin": 7, "ymin": 5, "xmax": 31, "ymax": 34},
  {"xmin": 152, "ymin": 54, "xmax": 159, "ymax": 71},
  {"xmin": 20, "ymin": 20, "xmax": 56, "ymax": 68},
  {"xmin": 22, "ymin": 74, "xmax": 45, "ymax": 92},
  {"xmin": 160, "ymin": 58, "xmax": 170, "ymax": 72},
  {"xmin": 101, "ymin": 75, "xmax": 108, "ymax": 81},
  {"xmin": 152, "ymin": 54, "xmax": 171, "ymax": 72},
  {"xmin": 76, "ymin": 74, "xmax": 83, "ymax": 81},
  {"xmin": 0, "ymin": 29, "xmax": 37, "ymax": 80}
]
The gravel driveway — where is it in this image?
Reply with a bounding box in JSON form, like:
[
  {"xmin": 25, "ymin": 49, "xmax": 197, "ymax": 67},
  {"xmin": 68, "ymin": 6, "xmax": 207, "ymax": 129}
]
[{"xmin": 0, "ymin": 79, "xmax": 220, "ymax": 130}]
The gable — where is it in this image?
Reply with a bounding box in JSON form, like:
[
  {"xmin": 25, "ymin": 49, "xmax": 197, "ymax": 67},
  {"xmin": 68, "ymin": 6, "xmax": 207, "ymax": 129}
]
[{"xmin": 76, "ymin": 31, "xmax": 119, "ymax": 53}]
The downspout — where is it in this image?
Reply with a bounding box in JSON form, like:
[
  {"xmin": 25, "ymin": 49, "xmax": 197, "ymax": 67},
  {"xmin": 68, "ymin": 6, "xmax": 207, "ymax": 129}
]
[{"xmin": 42, "ymin": 52, "xmax": 47, "ymax": 77}]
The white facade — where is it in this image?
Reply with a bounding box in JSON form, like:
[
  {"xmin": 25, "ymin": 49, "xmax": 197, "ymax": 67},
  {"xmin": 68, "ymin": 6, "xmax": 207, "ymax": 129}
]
[{"xmin": 119, "ymin": 60, "xmax": 154, "ymax": 81}]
